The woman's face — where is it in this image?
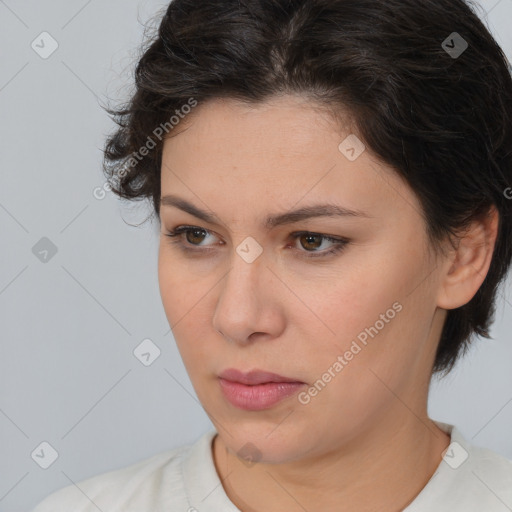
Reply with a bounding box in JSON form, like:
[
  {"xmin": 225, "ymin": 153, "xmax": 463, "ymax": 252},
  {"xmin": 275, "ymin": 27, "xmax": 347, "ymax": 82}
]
[{"xmin": 158, "ymin": 95, "xmax": 448, "ymax": 463}]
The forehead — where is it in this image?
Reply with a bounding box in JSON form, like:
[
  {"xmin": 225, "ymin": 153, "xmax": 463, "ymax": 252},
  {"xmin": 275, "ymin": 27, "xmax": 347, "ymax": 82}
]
[
  {"xmin": 159, "ymin": 96, "xmax": 421, "ymax": 226},
  {"xmin": 166, "ymin": 95, "xmax": 349, "ymax": 148}
]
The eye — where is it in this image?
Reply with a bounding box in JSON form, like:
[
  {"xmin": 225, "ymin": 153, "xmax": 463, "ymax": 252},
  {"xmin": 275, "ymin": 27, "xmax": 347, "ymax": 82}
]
[
  {"xmin": 173, "ymin": 226, "xmax": 214, "ymax": 246},
  {"xmin": 163, "ymin": 226, "xmax": 221, "ymax": 253},
  {"xmin": 289, "ymin": 231, "xmax": 349, "ymax": 258},
  {"xmin": 163, "ymin": 225, "xmax": 349, "ymax": 259}
]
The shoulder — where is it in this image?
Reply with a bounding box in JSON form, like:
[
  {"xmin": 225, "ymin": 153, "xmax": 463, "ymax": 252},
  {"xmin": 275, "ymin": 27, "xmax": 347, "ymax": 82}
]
[
  {"xmin": 450, "ymin": 424, "xmax": 512, "ymax": 504},
  {"xmin": 466, "ymin": 442, "xmax": 512, "ymax": 502},
  {"xmin": 30, "ymin": 434, "xmax": 210, "ymax": 512},
  {"xmin": 412, "ymin": 422, "xmax": 512, "ymax": 511}
]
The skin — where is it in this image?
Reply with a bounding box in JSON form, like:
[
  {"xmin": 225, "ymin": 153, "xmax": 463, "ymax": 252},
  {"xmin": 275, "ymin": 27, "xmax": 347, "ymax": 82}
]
[{"xmin": 157, "ymin": 95, "xmax": 499, "ymax": 512}]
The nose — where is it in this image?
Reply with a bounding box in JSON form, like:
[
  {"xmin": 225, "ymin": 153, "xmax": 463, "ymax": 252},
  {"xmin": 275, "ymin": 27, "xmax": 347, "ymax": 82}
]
[{"xmin": 212, "ymin": 249, "xmax": 285, "ymax": 346}]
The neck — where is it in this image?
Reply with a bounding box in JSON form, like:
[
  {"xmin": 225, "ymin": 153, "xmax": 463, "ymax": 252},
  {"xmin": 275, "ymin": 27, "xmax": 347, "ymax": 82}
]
[{"xmin": 212, "ymin": 411, "xmax": 451, "ymax": 512}]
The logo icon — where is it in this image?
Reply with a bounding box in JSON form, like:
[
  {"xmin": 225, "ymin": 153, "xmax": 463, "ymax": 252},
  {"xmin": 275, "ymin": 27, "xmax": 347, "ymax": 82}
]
[
  {"xmin": 236, "ymin": 237, "xmax": 263, "ymax": 264},
  {"xmin": 237, "ymin": 442, "xmax": 262, "ymax": 468},
  {"xmin": 442, "ymin": 441, "xmax": 469, "ymax": 469},
  {"xmin": 133, "ymin": 338, "xmax": 161, "ymax": 366},
  {"xmin": 442, "ymin": 32, "xmax": 468, "ymax": 59},
  {"xmin": 32, "ymin": 237, "xmax": 58, "ymax": 263},
  {"xmin": 31, "ymin": 32, "xmax": 59, "ymax": 59},
  {"xmin": 31, "ymin": 441, "xmax": 59, "ymax": 469},
  {"xmin": 338, "ymin": 134, "xmax": 366, "ymax": 161}
]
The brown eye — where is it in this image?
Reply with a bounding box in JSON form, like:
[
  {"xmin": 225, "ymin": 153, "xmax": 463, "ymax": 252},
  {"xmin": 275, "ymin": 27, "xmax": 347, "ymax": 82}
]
[
  {"xmin": 299, "ymin": 233, "xmax": 323, "ymax": 251},
  {"xmin": 185, "ymin": 228, "xmax": 208, "ymax": 245},
  {"xmin": 290, "ymin": 231, "xmax": 349, "ymax": 259},
  {"xmin": 164, "ymin": 226, "xmax": 219, "ymax": 252}
]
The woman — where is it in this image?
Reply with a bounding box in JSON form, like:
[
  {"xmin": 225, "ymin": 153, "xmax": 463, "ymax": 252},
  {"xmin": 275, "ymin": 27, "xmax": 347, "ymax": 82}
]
[{"xmin": 33, "ymin": 0, "xmax": 512, "ymax": 510}]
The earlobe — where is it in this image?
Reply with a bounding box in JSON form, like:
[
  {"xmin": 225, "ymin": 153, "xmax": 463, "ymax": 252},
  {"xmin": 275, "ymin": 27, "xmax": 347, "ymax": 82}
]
[{"xmin": 436, "ymin": 205, "xmax": 499, "ymax": 310}]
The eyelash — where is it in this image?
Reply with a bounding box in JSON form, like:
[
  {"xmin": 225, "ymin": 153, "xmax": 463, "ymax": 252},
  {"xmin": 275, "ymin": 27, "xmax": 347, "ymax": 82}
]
[{"xmin": 163, "ymin": 225, "xmax": 349, "ymax": 259}]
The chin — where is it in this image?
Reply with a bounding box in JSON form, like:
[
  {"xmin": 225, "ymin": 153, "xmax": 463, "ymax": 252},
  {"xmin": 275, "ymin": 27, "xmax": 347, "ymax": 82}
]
[{"xmin": 214, "ymin": 417, "xmax": 311, "ymax": 465}]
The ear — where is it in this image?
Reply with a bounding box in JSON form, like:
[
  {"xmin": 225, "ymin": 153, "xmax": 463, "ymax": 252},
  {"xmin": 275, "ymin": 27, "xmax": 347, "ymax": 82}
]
[{"xmin": 436, "ymin": 205, "xmax": 499, "ymax": 310}]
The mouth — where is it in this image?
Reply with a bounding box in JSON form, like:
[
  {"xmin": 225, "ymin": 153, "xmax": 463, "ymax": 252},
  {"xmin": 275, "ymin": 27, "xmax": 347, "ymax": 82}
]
[{"xmin": 218, "ymin": 368, "xmax": 307, "ymax": 411}]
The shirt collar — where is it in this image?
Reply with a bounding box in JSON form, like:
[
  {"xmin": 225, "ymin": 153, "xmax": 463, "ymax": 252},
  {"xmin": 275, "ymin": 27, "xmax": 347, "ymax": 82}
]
[{"xmin": 181, "ymin": 429, "xmax": 240, "ymax": 511}]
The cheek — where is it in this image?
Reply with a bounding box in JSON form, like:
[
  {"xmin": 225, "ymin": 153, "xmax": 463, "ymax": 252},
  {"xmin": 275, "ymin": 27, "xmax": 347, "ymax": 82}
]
[
  {"xmin": 292, "ymin": 261, "xmax": 423, "ymax": 390},
  {"xmin": 158, "ymin": 261, "xmax": 183, "ymax": 325},
  {"xmin": 158, "ymin": 248, "xmax": 214, "ymax": 359},
  {"xmin": 158, "ymin": 247, "xmax": 206, "ymax": 323},
  {"xmin": 287, "ymin": 264, "xmax": 397, "ymax": 353},
  {"xmin": 302, "ymin": 285, "xmax": 433, "ymax": 426},
  {"xmin": 293, "ymin": 309, "xmax": 414, "ymax": 434}
]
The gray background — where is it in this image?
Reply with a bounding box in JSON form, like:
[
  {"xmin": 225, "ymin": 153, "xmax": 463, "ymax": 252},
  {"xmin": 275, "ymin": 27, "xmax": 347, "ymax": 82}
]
[{"xmin": 0, "ymin": 1, "xmax": 511, "ymax": 511}]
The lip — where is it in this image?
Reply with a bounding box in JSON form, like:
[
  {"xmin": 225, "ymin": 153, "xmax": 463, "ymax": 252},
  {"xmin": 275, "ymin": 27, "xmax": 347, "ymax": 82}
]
[
  {"xmin": 218, "ymin": 368, "xmax": 306, "ymax": 411},
  {"xmin": 219, "ymin": 368, "xmax": 304, "ymax": 385}
]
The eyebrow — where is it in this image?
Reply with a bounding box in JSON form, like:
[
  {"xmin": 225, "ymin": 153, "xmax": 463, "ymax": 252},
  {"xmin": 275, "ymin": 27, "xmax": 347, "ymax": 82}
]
[{"xmin": 160, "ymin": 194, "xmax": 372, "ymax": 229}]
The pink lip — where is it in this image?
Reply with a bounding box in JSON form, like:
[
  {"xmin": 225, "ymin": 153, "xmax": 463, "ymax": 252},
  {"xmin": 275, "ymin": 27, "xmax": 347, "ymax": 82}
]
[
  {"xmin": 219, "ymin": 368, "xmax": 304, "ymax": 385},
  {"xmin": 218, "ymin": 368, "xmax": 306, "ymax": 411}
]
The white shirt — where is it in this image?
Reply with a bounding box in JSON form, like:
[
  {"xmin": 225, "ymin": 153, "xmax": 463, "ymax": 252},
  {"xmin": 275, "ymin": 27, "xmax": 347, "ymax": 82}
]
[{"xmin": 32, "ymin": 420, "xmax": 512, "ymax": 511}]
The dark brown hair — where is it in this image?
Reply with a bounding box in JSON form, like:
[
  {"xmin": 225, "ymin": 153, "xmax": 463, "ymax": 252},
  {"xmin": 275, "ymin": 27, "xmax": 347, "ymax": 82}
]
[{"xmin": 102, "ymin": 0, "xmax": 512, "ymax": 377}]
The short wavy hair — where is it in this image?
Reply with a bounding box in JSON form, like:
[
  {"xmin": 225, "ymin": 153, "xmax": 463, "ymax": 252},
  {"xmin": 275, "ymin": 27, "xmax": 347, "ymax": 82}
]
[{"xmin": 102, "ymin": 0, "xmax": 512, "ymax": 377}]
